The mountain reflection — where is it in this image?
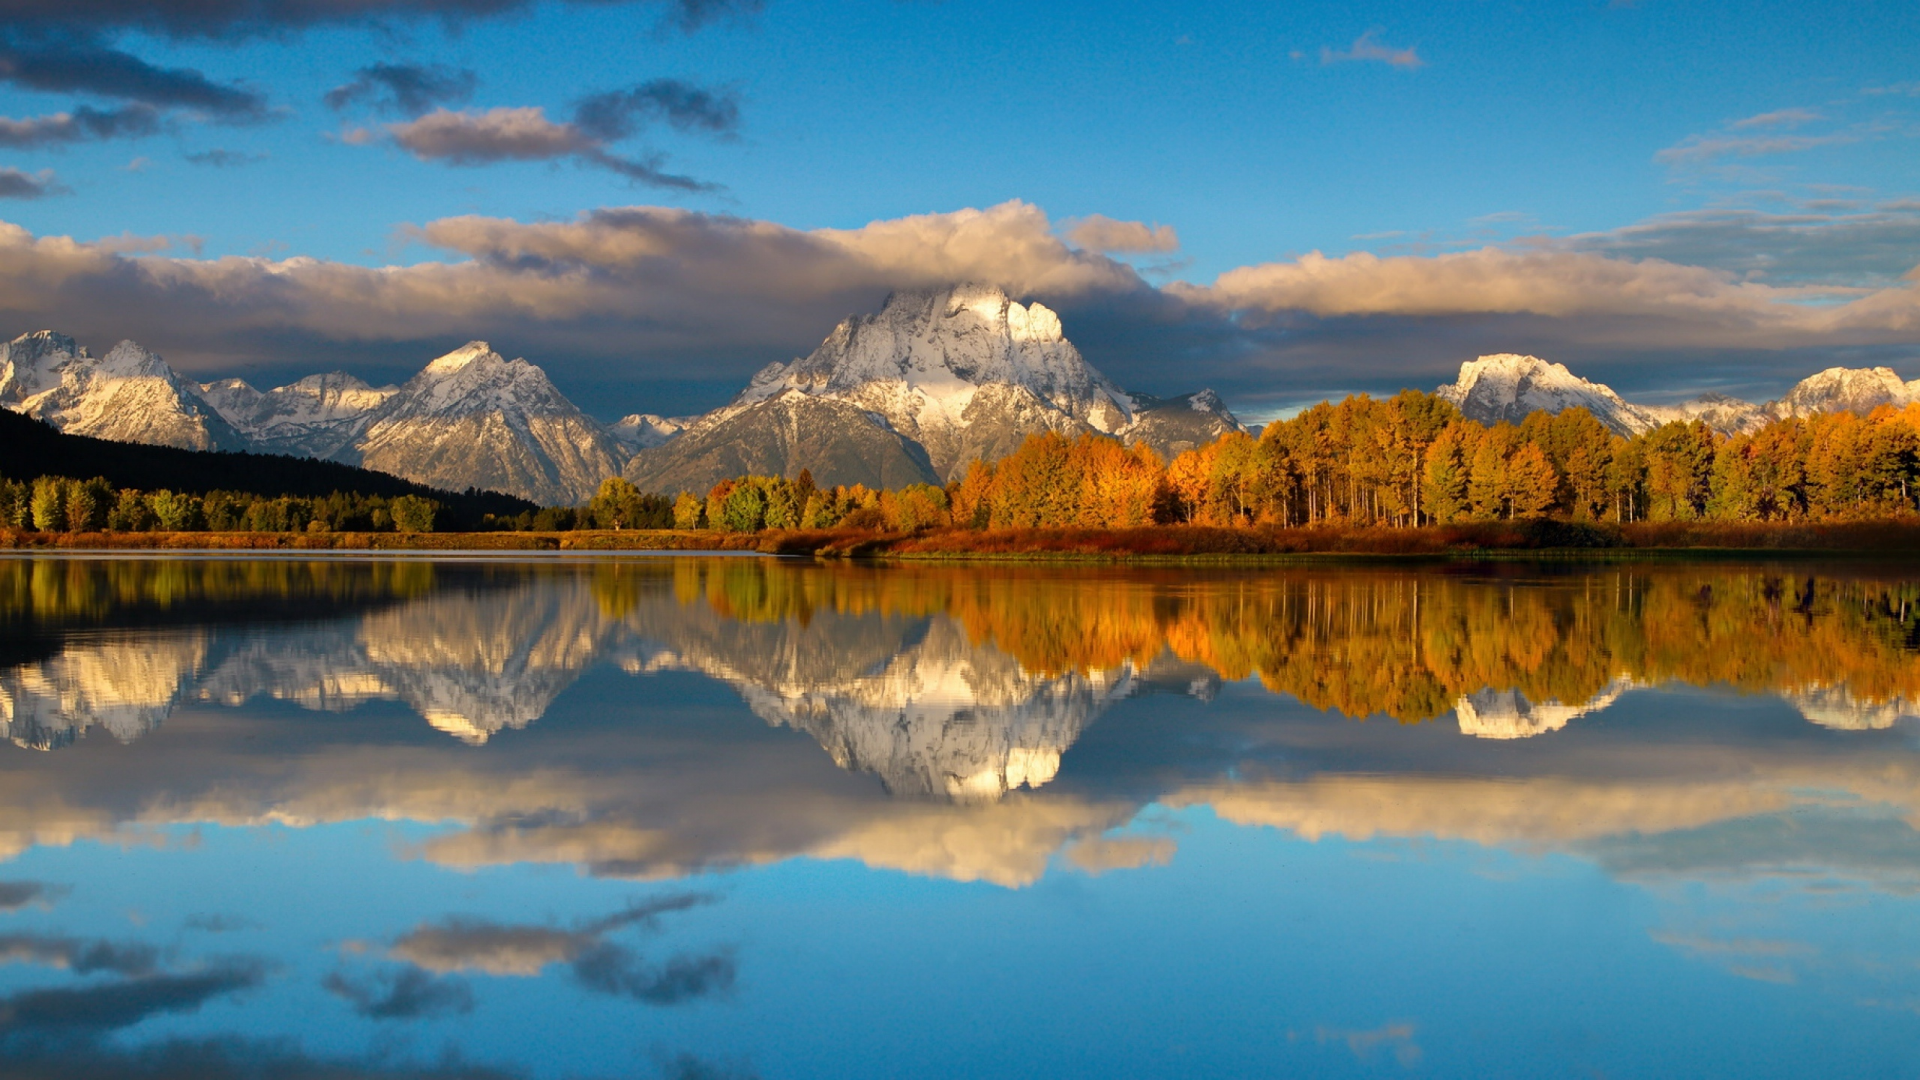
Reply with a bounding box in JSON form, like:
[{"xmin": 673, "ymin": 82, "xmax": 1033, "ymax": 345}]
[{"xmin": 8, "ymin": 557, "xmax": 1920, "ymax": 758}]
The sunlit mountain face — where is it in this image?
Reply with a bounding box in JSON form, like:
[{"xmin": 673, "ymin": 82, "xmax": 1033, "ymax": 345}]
[{"xmin": 2, "ymin": 555, "xmax": 1919, "ymax": 1078}]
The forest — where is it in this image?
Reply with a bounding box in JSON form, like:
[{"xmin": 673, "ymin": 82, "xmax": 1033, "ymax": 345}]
[{"xmin": 665, "ymin": 391, "xmax": 1920, "ymax": 533}]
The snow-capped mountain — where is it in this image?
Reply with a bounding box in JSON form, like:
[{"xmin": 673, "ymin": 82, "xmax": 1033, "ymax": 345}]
[
  {"xmin": 345, "ymin": 342, "xmax": 629, "ymax": 506},
  {"xmin": 1771, "ymin": 366, "xmax": 1920, "ymax": 419},
  {"xmin": 199, "ymin": 372, "xmax": 399, "ymax": 458},
  {"xmin": 626, "ymin": 284, "xmax": 1243, "ymax": 492},
  {"xmin": 1436, "ymin": 354, "xmax": 1661, "ymax": 437},
  {"xmin": 0, "ymin": 331, "xmax": 245, "ymax": 451},
  {"xmin": 1437, "ymin": 354, "xmax": 1920, "ymax": 437},
  {"xmin": 609, "ymin": 413, "xmax": 690, "ymax": 451}
]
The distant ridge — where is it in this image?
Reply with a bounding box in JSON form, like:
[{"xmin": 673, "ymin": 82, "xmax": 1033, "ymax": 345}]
[
  {"xmin": 1436, "ymin": 354, "xmax": 1920, "ymax": 437},
  {"xmin": 0, "ymin": 408, "xmax": 534, "ymax": 523}
]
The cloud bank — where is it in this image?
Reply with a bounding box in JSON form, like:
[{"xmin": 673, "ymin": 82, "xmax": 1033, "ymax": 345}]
[{"xmin": 0, "ymin": 199, "xmax": 1915, "ymax": 416}]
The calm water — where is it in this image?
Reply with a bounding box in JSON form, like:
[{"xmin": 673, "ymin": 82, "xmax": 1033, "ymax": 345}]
[{"xmin": 2, "ymin": 554, "xmax": 1919, "ymax": 1079}]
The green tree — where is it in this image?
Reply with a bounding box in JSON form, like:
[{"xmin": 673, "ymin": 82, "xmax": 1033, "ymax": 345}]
[
  {"xmin": 390, "ymin": 495, "xmax": 439, "ymax": 532},
  {"xmin": 30, "ymin": 477, "xmax": 65, "ymax": 532},
  {"xmin": 672, "ymin": 492, "xmax": 706, "ymax": 530}
]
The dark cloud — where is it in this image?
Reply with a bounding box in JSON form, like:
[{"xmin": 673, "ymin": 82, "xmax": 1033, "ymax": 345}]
[
  {"xmin": 0, "ymin": 934, "xmax": 161, "ymax": 977},
  {"xmin": 569, "ymin": 942, "xmax": 734, "ymax": 1004},
  {"xmin": 0, "ymin": 33, "xmax": 267, "ymax": 118},
  {"xmin": 184, "ymin": 148, "xmax": 267, "ymax": 167},
  {"xmin": 322, "ymin": 965, "xmax": 475, "ymax": 1020},
  {"xmin": 0, "ymin": 883, "xmax": 66, "ymax": 913},
  {"xmin": 387, "ymin": 895, "xmax": 731, "ymax": 1005},
  {"xmin": 181, "ymin": 914, "xmax": 257, "ymax": 933},
  {"xmin": 0, "ymin": 104, "xmax": 162, "ymax": 147},
  {"xmin": 1563, "ymin": 205, "xmax": 1920, "ymax": 289},
  {"xmin": 0, "ymin": 168, "xmax": 65, "ymax": 199},
  {"xmin": 572, "ymin": 79, "xmax": 740, "ymax": 140},
  {"xmin": 0, "ymin": 0, "xmax": 757, "ymax": 40},
  {"xmin": 384, "ymin": 105, "xmax": 721, "ymax": 191},
  {"xmin": 0, "ymin": 1034, "xmax": 540, "ymax": 1080},
  {"xmin": 0, "ymin": 964, "xmax": 264, "ymax": 1033},
  {"xmin": 325, "ymin": 63, "xmax": 478, "ymax": 119}
]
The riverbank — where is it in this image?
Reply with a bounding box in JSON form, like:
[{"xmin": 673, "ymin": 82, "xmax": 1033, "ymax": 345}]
[{"xmin": 4, "ymin": 519, "xmax": 1919, "ymax": 559}]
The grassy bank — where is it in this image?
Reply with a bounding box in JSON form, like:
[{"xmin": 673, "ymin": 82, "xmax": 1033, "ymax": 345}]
[{"xmin": 4, "ymin": 518, "xmax": 1919, "ymax": 559}]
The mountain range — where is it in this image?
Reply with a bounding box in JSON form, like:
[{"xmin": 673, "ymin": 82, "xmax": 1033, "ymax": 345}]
[
  {"xmin": 8, "ymin": 290, "xmax": 1917, "ymax": 505},
  {"xmin": 0, "ymin": 285, "xmax": 1240, "ymax": 504},
  {"xmin": 1436, "ymin": 353, "xmax": 1920, "ymax": 437}
]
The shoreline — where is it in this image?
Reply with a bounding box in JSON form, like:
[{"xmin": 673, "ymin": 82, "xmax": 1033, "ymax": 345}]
[{"xmin": 3, "ymin": 519, "xmax": 1919, "ymax": 562}]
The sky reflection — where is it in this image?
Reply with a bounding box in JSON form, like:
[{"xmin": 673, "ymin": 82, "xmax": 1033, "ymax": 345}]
[{"xmin": 1, "ymin": 555, "xmax": 1918, "ymax": 1077}]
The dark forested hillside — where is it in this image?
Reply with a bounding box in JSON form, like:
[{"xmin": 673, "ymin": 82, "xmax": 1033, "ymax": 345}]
[{"xmin": 0, "ymin": 409, "xmax": 534, "ymax": 523}]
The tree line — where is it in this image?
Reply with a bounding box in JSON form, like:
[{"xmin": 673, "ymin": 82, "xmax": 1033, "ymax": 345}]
[
  {"xmin": 669, "ymin": 392, "xmax": 1920, "ymax": 531},
  {"xmin": 0, "ymin": 475, "xmax": 447, "ymax": 534}
]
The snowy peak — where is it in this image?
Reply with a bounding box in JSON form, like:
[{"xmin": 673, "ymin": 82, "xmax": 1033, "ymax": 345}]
[
  {"xmin": 423, "ymin": 340, "xmax": 496, "ymax": 376},
  {"xmin": 1, "ymin": 330, "xmax": 244, "ymax": 451},
  {"xmin": 1437, "ymin": 354, "xmax": 1656, "ymax": 436},
  {"xmin": 199, "ymin": 371, "xmax": 399, "ymax": 458},
  {"xmin": 1774, "ymin": 366, "xmax": 1916, "ymax": 419},
  {"xmin": 609, "ymin": 413, "xmax": 689, "ymax": 450}
]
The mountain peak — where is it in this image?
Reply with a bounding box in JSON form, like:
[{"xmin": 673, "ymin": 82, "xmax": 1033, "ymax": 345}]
[
  {"xmin": 422, "ymin": 341, "xmax": 498, "ymax": 375},
  {"xmin": 1437, "ymin": 353, "xmax": 1655, "ymax": 436}
]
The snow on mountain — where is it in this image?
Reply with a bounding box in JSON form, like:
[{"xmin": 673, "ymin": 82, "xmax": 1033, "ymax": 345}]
[
  {"xmin": 1436, "ymin": 354, "xmax": 1660, "ymax": 437},
  {"xmin": 707, "ymin": 284, "xmax": 1137, "ymax": 480},
  {"xmin": 1437, "ymin": 354, "xmax": 1920, "ymax": 437},
  {"xmin": 1454, "ymin": 677, "xmax": 1637, "ymax": 739},
  {"xmin": 0, "ymin": 331, "xmax": 245, "ymax": 451},
  {"xmin": 200, "ymin": 372, "xmax": 398, "ymax": 458},
  {"xmin": 627, "ymin": 284, "xmax": 1243, "ymax": 493},
  {"xmin": 1772, "ymin": 366, "xmax": 1920, "ymax": 419},
  {"xmin": 625, "ymin": 391, "xmax": 940, "ymax": 493},
  {"xmin": 345, "ymin": 342, "xmax": 628, "ymax": 506},
  {"xmin": 1640, "ymin": 393, "xmax": 1773, "ymax": 435},
  {"xmin": 609, "ymin": 413, "xmax": 690, "ymax": 450}
]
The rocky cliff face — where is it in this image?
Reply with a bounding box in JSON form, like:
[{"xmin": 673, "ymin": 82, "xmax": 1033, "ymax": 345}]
[
  {"xmin": 625, "ymin": 392, "xmax": 940, "ymax": 493},
  {"xmin": 1437, "ymin": 353, "xmax": 1920, "ymax": 436},
  {"xmin": 0, "ymin": 331, "xmax": 245, "ymax": 451},
  {"xmin": 345, "ymin": 342, "xmax": 629, "ymax": 506},
  {"xmin": 199, "ymin": 372, "xmax": 399, "ymax": 458}
]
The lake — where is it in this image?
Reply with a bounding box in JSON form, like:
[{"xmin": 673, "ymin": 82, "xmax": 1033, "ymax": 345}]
[{"xmin": 2, "ymin": 553, "xmax": 1918, "ymax": 1079}]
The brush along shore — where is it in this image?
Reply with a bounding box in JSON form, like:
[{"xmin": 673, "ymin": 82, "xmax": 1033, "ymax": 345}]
[{"xmin": 4, "ymin": 519, "xmax": 1918, "ymax": 559}]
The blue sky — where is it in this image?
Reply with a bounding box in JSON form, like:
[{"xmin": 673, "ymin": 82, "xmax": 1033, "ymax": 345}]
[{"xmin": 1, "ymin": 0, "xmax": 1917, "ymax": 418}]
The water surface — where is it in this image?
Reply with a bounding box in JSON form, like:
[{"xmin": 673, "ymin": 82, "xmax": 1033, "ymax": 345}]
[{"xmin": 2, "ymin": 555, "xmax": 1918, "ymax": 1078}]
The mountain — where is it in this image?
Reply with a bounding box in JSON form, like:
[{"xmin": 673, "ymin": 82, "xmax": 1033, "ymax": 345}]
[
  {"xmin": 1772, "ymin": 366, "xmax": 1920, "ymax": 419},
  {"xmin": 0, "ymin": 407, "xmax": 533, "ymax": 520},
  {"xmin": 1437, "ymin": 354, "xmax": 1920, "ymax": 437},
  {"xmin": 609, "ymin": 413, "xmax": 689, "ymax": 451},
  {"xmin": 625, "ymin": 392, "xmax": 940, "ymax": 493},
  {"xmin": 344, "ymin": 342, "xmax": 629, "ymax": 506},
  {"xmin": 199, "ymin": 372, "xmax": 398, "ymax": 458},
  {"xmin": 1436, "ymin": 354, "xmax": 1660, "ymax": 437},
  {"xmin": 626, "ymin": 284, "xmax": 1243, "ymax": 493},
  {"xmin": 1124, "ymin": 389, "xmax": 1245, "ymax": 459},
  {"xmin": 0, "ymin": 331, "xmax": 246, "ymax": 451}
]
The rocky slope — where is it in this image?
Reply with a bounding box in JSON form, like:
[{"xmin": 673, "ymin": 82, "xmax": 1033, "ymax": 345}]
[
  {"xmin": 345, "ymin": 342, "xmax": 629, "ymax": 506},
  {"xmin": 199, "ymin": 372, "xmax": 398, "ymax": 458},
  {"xmin": 626, "ymin": 284, "xmax": 1243, "ymax": 492},
  {"xmin": 1438, "ymin": 354, "xmax": 1920, "ymax": 437},
  {"xmin": 1, "ymin": 331, "xmax": 245, "ymax": 451}
]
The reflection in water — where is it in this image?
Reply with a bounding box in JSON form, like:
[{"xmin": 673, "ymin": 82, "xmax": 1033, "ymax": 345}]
[{"xmin": 3, "ymin": 555, "xmax": 1920, "ymax": 1077}]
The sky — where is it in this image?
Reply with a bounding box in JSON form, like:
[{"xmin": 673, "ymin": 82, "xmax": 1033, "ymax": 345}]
[{"xmin": 0, "ymin": 0, "xmax": 1917, "ymax": 421}]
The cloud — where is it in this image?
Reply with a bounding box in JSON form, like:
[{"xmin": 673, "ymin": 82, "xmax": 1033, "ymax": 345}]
[
  {"xmin": 0, "ymin": 883, "xmax": 65, "ymax": 912},
  {"xmin": 1563, "ymin": 205, "xmax": 1920, "ymax": 288},
  {"xmin": 574, "ymin": 79, "xmax": 740, "ymax": 140},
  {"xmin": 0, "ymin": 934, "xmax": 160, "ymax": 977},
  {"xmin": 0, "ymin": 104, "xmax": 162, "ymax": 147},
  {"xmin": 390, "ymin": 893, "xmax": 718, "ymax": 976},
  {"xmin": 568, "ymin": 942, "xmax": 734, "ymax": 1004},
  {"xmin": 0, "ymin": 169, "xmax": 64, "ymax": 199},
  {"xmin": 1062, "ymin": 215, "xmax": 1179, "ymax": 254},
  {"xmin": 0, "ymin": 33, "xmax": 266, "ymax": 118},
  {"xmin": 0, "ymin": 0, "xmax": 755, "ymax": 40},
  {"xmin": 325, "ymin": 64, "xmax": 478, "ymax": 119},
  {"xmin": 322, "ymin": 965, "xmax": 475, "ymax": 1019},
  {"xmin": 0, "ymin": 1035, "xmax": 543, "ymax": 1080},
  {"xmin": 1316, "ymin": 1023, "xmax": 1421, "ymax": 1069},
  {"xmin": 1320, "ymin": 30, "xmax": 1424, "ymax": 69},
  {"xmin": 1060, "ymin": 835, "xmax": 1175, "ymax": 874},
  {"xmin": 384, "ymin": 106, "xmax": 717, "ymax": 190},
  {"xmin": 0, "ymin": 964, "xmax": 264, "ymax": 1033},
  {"xmin": 184, "ymin": 148, "xmax": 266, "ymax": 167},
  {"xmin": 1730, "ymin": 108, "xmax": 1823, "ymax": 130},
  {"xmin": 1655, "ymin": 131, "xmax": 1855, "ymax": 165}
]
